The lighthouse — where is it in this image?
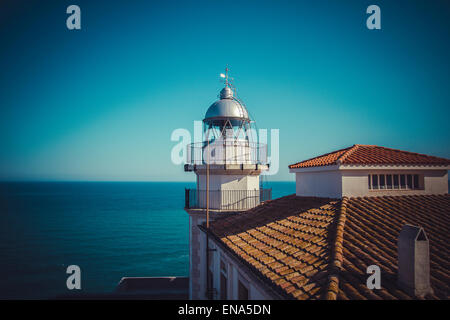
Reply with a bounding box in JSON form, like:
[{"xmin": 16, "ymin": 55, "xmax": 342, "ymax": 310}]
[{"xmin": 184, "ymin": 68, "xmax": 270, "ymax": 299}]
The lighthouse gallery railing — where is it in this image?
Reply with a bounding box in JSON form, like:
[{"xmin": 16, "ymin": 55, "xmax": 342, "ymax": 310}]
[
  {"xmin": 186, "ymin": 141, "xmax": 268, "ymax": 165},
  {"xmin": 185, "ymin": 188, "xmax": 272, "ymax": 211}
]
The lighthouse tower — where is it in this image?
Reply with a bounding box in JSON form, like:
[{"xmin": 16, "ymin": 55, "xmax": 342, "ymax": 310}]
[{"xmin": 184, "ymin": 68, "xmax": 270, "ymax": 299}]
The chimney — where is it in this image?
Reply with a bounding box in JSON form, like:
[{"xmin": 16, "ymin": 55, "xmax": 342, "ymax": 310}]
[{"xmin": 397, "ymin": 224, "xmax": 433, "ymax": 297}]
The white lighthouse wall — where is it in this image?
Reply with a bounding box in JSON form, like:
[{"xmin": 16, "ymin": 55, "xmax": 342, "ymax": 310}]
[
  {"xmin": 189, "ymin": 213, "xmax": 207, "ymax": 300},
  {"xmin": 197, "ymin": 174, "xmax": 260, "ymax": 210},
  {"xmin": 197, "ymin": 174, "xmax": 259, "ymax": 191}
]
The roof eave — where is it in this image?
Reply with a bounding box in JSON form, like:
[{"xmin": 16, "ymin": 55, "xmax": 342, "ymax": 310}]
[
  {"xmin": 289, "ymin": 164, "xmax": 340, "ymax": 173},
  {"xmin": 289, "ymin": 164, "xmax": 450, "ymax": 173},
  {"xmin": 339, "ymin": 164, "xmax": 450, "ymax": 170}
]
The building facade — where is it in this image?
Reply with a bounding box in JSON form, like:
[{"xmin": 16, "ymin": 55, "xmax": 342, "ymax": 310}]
[{"xmin": 289, "ymin": 145, "xmax": 449, "ymax": 198}]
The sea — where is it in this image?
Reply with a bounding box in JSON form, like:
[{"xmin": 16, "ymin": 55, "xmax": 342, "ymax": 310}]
[{"xmin": 0, "ymin": 181, "xmax": 295, "ymax": 299}]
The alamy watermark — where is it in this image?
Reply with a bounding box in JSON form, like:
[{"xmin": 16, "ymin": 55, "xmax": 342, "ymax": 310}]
[
  {"xmin": 366, "ymin": 5, "xmax": 381, "ymax": 30},
  {"xmin": 65, "ymin": 5, "xmax": 381, "ymax": 32},
  {"xmin": 366, "ymin": 265, "xmax": 381, "ymax": 289},
  {"xmin": 170, "ymin": 121, "xmax": 280, "ymax": 176},
  {"xmin": 66, "ymin": 5, "xmax": 81, "ymax": 30},
  {"xmin": 66, "ymin": 265, "xmax": 81, "ymax": 290}
]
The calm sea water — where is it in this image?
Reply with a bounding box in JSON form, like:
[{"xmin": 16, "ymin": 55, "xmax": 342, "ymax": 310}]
[{"xmin": 0, "ymin": 181, "xmax": 294, "ymax": 299}]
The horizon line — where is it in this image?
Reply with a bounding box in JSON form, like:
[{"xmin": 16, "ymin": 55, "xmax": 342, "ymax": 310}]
[{"xmin": 0, "ymin": 179, "xmax": 296, "ymax": 183}]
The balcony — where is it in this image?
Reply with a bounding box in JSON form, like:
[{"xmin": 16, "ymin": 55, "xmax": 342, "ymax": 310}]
[
  {"xmin": 185, "ymin": 188, "xmax": 272, "ymax": 211},
  {"xmin": 186, "ymin": 141, "xmax": 268, "ymax": 166}
]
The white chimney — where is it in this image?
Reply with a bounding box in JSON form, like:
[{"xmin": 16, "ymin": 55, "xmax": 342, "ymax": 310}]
[{"xmin": 397, "ymin": 224, "xmax": 433, "ymax": 297}]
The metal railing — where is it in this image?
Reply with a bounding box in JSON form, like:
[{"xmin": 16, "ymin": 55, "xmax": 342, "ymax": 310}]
[
  {"xmin": 186, "ymin": 141, "xmax": 268, "ymax": 165},
  {"xmin": 185, "ymin": 188, "xmax": 272, "ymax": 211}
]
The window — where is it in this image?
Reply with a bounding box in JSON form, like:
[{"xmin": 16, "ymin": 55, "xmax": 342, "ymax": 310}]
[
  {"xmin": 368, "ymin": 174, "xmax": 421, "ymax": 190},
  {"xmin": 372, "ymin": 175, "xmax": 379, "ymax": 189},
  {"xmin": 413, "ymin": 174, "xmax": 419, "ymax": 189},
  {"xmin": 393, "ymin": 175, "xmax": 399, "ymax": 189},
  {"xmin": 386, "ymin": 174, "xmax": 392, "ymax": 189},
  {"xmin": 238, "ymin": 280, "xmax": 249, "ymax": 300},
  {"xmin": 400, "ymin": 175, "xmax": 406, "ymax": 189},
  {"xmin": 407, "ymin": 174, "xmax": 413, "ymax": 189},
  {"xmin": 207, "ymin": 246, "xmax": 215, "ymax": 299},
  {"xmin": 220, "ymin": 260, "xmax": 227, "ymax": 273},
  {"xmin": 220, "ymin": 260, "xmax": 228, "ymax": 300},
  {"xmin": 220, "ymin": 274, "xmax": 227, "ymax": 300},
  {"xmin": 208, "ymin": 247, "xmax": 214, "ymax": 268},
  {"xmin": 379, "ymin": 174, "xmax": 386, "ymax": 189},
  {"xmin": 207, "ymin": 269, "xmax": 213, "ymax": 299}
]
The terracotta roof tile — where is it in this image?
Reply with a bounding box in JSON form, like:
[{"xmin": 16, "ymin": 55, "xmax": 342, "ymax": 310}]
[{"xmin": 289, "ymin": 145, "xmax": 450, "ymax": 168}]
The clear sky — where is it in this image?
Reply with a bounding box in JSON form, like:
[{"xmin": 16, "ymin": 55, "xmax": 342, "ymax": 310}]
[{"xmin": 0, "ymin": 0, "xmax": 449, "ymax": 181}]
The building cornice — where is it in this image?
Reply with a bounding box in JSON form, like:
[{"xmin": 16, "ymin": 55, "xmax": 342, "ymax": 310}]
[
  {"xmin": 339, "ymin": 164, "xmax": 450, "ymax": 170},
  {"xmin": 289, "ymin": 164, "xmax": 450, "ymax": 173},
  {"xmin": 289, "ymin": 164, "xmax": 339, "ymax": 173}
]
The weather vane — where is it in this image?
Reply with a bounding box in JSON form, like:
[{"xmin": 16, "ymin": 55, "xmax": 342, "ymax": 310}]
[{"xmin": 219, "ymin": 66, "xmax": 233, "ymax": 88}]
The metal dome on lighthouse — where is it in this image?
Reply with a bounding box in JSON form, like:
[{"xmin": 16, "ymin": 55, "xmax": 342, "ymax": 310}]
[
  {"xmin": 204, "ymin": 68, "xmax": 250, "ymax": 125},
  {"xmin": 187, "ymin": 67, "xmax": 265, "ymax": 166}
]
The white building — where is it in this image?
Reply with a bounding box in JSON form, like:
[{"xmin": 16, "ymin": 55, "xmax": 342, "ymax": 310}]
[
  {"xmin": 289, "ymin": 144, "xmax": 449, "ymax": 198},
  {"xmin": 188, "ymin": 144, "xmax": 449, "ymax": 300}
]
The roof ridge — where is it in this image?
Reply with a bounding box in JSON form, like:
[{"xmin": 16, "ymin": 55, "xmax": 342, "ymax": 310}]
[
  {"xmin": 324, "ymin": 196, "xmax": 348, "ymax": 300},
  {"xmin": 288, "ymin": 145, "xmax": 354, "ymax": 169},
  {"xmin": 337, "ymin": 144, "xmax": 359, "ymax": 164}
]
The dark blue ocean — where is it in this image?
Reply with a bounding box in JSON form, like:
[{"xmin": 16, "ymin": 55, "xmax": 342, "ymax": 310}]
[{"xmin": 0, "ymin": 181, "xmax": 294, "ymax": 299}]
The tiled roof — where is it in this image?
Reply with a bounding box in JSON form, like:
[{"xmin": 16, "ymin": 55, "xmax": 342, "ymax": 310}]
[
  {"xmin": 289, "ymin": 145, "xmax": 450, "ymax": 168},
  {"xmin": 208, "ymin": 195, "xmax": 341, "ymax": 299},
  {"xmin": 207, "ymin": 194, "xmax": 450, "ymax": 300},
  {"xmin": 336, "ymin": 194, "xmax": 450, "ymax": 300}
]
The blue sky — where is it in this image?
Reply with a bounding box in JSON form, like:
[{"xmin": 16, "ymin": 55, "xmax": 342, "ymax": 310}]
[{"xmin": 0, "ymin": 0, "xmax": 449, "ymax": 181}]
